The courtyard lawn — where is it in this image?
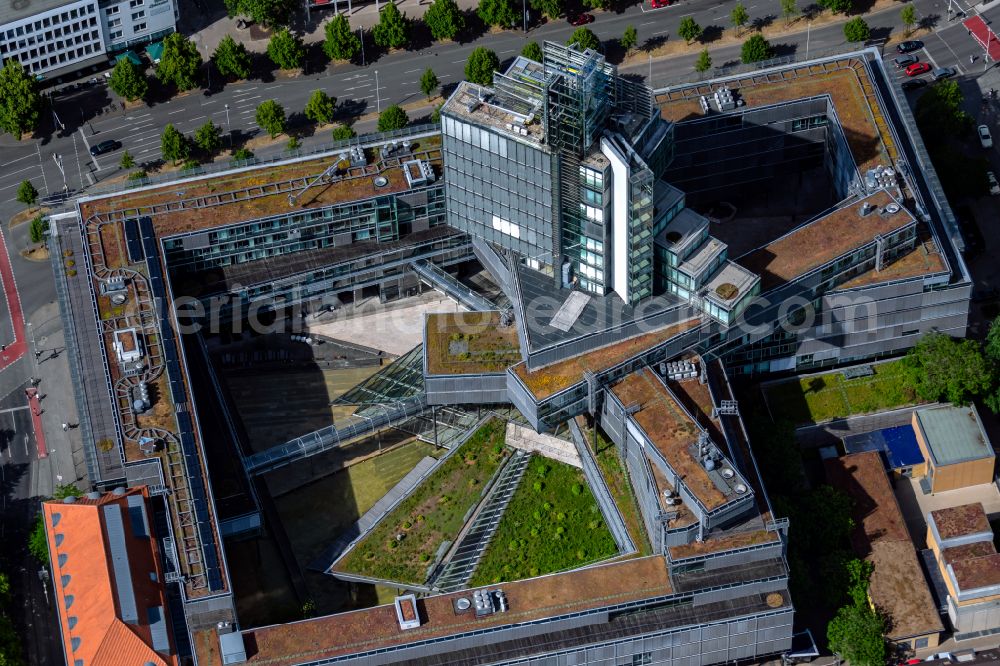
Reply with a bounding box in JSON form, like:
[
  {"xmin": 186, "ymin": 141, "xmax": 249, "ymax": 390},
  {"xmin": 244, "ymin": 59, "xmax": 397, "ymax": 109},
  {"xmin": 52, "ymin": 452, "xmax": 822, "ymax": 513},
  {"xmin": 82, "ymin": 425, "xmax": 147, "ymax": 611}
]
[
  {"xmin": 763, "ymin": 359, "xmax": 921, "ymax": 425},
  {"xmin": 469, "ymin": 455, "xmax": 618, "ymax": 586},
  {"xmin": 335, "ymin": 419, "xmax": 509, "ymax": 586},
  {"xmin": 587, "ymin": 425, "xmax": 651, "ymax": 556}
]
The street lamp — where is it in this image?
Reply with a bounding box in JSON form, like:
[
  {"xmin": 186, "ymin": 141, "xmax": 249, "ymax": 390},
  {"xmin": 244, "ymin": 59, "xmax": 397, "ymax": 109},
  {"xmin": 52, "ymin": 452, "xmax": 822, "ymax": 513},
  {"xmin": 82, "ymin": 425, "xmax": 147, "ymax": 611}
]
[{"xmin": 224, "ymin": 104, "xmax": 231, "ymax": 146}]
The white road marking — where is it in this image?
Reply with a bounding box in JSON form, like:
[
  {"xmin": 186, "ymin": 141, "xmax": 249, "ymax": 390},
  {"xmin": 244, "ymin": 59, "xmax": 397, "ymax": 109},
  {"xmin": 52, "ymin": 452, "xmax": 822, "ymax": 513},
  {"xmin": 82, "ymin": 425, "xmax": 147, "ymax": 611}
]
[
  {"xmin": 404, "ymin": 68, "xmax": 420, "ymax": 73},
  {"xmin": 0, "ymin": 154, "xmax": 34, "ymax": 169},
  {"xmin": 640, "ymin": 20, "xmax": 656, "ymax": 25},
  {"xmin": 653, "ymin": 29, "xmax": 670, "ymax": 34},
  {"xmin": 168, "ymin": 109, "xmax": 186, "ymax": 115},
  {"xmin": 452, "ymin": 58, "xmax": 466, "ymax": 63}
]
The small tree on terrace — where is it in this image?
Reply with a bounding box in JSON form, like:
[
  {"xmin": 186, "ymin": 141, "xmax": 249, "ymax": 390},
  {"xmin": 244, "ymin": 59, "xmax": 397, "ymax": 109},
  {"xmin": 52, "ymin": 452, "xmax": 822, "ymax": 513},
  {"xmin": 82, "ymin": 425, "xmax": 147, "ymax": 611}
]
[
  {"xmin": 109, "ymin": 58, "xmax": 148, "ymax": 102},
  {"xmin": 478, "ymin": 0, "xmax": 518, "ymax": 27},
  {"xmin": 731, "ymin": 2, "xmax": 750, "ymax": 36},
  {"xmin": 255, "ymin": 99, "xmax": 286, "ymax": 138},
  {"xmin": 621, "ymin": 25, "xmax": 638, "ymax": 56},
  {"xmin": 119, "ymin": 150, "xmax": 135, "ymax": 170},
  {"xmin": 213, "ymin": 35, "xmax": 252, "ymax": 80},
  {"xmin": 740, "ymin": 33, "xmax": 773, "ymax": 63},
  {"xmin": 157, "ymin": 32, "xmax": 202, "ymax": 91},
  {"xmin": 465, "ymin": 47, "xmax": 500, "ymax": 85},
  {"xmin": 304, "ymin": 89, "xmax": 336, "ymax": 124},
  {"xmin": 323, "ymin": 13, "xmax": 362, "ymax": 61},
  {"xmin": 678, "ymin": 17, "xmax": 703, "ymax": 45},
  {"xmin": 332, "ymin": 125, "xmax": 356, "ymax": 140},
  {"xmin": 781, "ymin": 0, "xmax": 798, "ymax": 24},
  {"xmin": 29, "ymin": 215, "xmax": 46, "ymax": 243},
  {"xmin": 420, "ymin": 68, "xmax": 439, "ymax": 98},
  {"xmin": 424, "ymin": 0, "xmax": 465, "ymax": 40},
  {"xmin": 194, "ymin": 120, "xmax": 223, "ymax": 153},
  {"xmin": 568, "ymin": 26, "xmax": 600, "ymax": 51},
  {"xmin": 373, "ymin": 2, "xmax": 409, "ymax": 49},
  {"xmin": 843, "ymin": 16, "xmax": 870, "ymax": 42},
  {"xmin": 377, "ymin": 104, "xmax": 409, "ymax": 132},
  {"xmin": 160, "ymin": 124, "xmax": 189, "ymax": 164},
  {"xmin": 16, "ymin": 180, "xmax": 38, "ymax": 208},
  {"xmin": 901, "ymin": 4, "xmax": 917, "ymax": 35},
  {"xmin": 695, "ymin": 48, "xmax": 712, "ymax": 73},
  {"xmin": 267, "ymin": 27, "xmax": 305, "ymax": 70},
  {"xmin": 521, "ymin": 41, "xmax": 544, "ymax": 61}
]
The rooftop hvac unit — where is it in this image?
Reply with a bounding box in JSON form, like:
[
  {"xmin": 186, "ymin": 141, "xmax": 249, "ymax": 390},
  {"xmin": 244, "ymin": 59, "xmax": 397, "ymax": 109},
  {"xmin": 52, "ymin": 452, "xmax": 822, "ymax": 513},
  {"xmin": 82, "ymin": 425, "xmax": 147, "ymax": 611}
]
[
  {"xmin": 700, "ymin": 96, "xmax": 711, "ymax": 113},
  {"xmin": 714, "ymin": 86, "xmax": 736, "ymax": 112},
  {"xmin": 858, "ymin": 202, "xmax": 875, "ymax": 217},
  {"xmin": 349, "ymin": 146, "xmax": 366, "ymax": 167},
  {"xmin": 467, "ymin": 100, "xmax": 481, "ymax": 113},
  {"xmin": 883, "ymin": 203, "xmax": 901, "ymax": 215}
]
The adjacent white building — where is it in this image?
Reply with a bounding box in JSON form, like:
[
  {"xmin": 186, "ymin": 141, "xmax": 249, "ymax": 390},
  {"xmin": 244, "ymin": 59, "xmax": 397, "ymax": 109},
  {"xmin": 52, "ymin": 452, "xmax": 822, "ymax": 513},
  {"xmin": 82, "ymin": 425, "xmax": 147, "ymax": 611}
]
[{"xmin": 0, "ymin": 0, "xmax": 176, "ymax": 80}]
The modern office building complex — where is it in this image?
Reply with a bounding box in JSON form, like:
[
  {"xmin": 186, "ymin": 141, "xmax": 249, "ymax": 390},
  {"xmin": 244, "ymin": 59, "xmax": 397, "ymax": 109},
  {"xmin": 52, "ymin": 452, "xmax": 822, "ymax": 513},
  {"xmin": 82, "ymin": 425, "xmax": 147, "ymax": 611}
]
[
  {"xmin": 51, "ymin": 42, "xmax": 970, "ymax": 665},
  {"xmin": 0, "ymin": 0, "xmax": 175, "ymax": 80}
]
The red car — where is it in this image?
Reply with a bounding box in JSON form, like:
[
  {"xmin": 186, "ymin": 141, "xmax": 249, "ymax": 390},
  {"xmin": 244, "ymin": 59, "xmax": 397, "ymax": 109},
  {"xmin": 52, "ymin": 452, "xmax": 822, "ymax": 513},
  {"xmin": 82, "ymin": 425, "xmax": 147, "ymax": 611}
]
[
  {"xmin": 651, "ymin": 0, "xmax": 672, "ymax": 7},
  {"xmin": 569, "ymin": 12, "xmax": 594, "ymax": 25},
  {"xmin": 905, "ymin": 62, "xmax": 931, "ymax": 76}
]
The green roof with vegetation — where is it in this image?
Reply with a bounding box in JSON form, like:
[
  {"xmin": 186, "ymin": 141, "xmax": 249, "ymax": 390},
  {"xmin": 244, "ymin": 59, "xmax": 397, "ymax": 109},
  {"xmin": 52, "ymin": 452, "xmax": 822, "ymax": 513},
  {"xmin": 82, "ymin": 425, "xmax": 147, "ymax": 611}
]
[
  {"xmin": 469, "ymin": 455, "xmax": 618, "ymax": 586},
  {"xmin": 334, "ymin": 419, "xmax": 509, "ymax": 585},
  {"xmin": 762, "ymin": 359, "xmax": 923, "ymax": 425},
  {"xmin": 425, "ymin": 311, "xmax": 522, "ymax": 375}
]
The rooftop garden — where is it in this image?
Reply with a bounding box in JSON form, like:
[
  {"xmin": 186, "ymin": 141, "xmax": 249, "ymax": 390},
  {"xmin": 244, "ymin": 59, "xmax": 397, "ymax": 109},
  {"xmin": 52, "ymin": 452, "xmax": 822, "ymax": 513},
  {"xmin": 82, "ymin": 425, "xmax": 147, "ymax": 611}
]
[
  {"xmin": 580, "ymin": 419, "xmax": 651, "ymax": 557},
  {"xmin": 762, "ymin": 359, "xmax": 923, "ymax": 426},
  {"xmin": 514, "ymin": 318, "xmax": 700, "ymax": 399},
  {"xmin": 425, "ymin": 311, "xmax": 521, "ymax": 375},
  {"xmin": 837, "ymin": 235, "xmax": 946, "ymax": 290},
  {"xmin": 469, "ymin": 455, "xmax": 617, "ymax": 586},
  {"xmin": 334, "ymin": 418, "xmax": 509, "ymax": 586}
]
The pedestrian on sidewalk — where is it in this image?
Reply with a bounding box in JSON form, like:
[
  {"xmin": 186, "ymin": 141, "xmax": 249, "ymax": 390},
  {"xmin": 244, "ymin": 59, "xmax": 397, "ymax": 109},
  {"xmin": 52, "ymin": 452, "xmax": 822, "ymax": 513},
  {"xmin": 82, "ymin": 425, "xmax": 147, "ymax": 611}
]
[{"xmin": 61, "ymin": 423, "xmax": 67, "ymax": 431}]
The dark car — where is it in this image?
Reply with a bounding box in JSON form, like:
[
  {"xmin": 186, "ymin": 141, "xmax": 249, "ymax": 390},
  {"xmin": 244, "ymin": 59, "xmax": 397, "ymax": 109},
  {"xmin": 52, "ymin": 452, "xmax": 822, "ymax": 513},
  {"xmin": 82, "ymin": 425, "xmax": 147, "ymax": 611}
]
[
  {"xmin": 901, "ymin": 78, "xmax": 928, "ymax": 91},
  {"xmin": 89, "ymin": 139, "xmax": 121, "ymax": 156},
  {"xmin": 893, "ymin": 54, "xmax": 918, "ymax": 68},
  {"xmin": 896, "ymin": 40, "xmax": 923, "ymax": 53},
  {"xmin": 569, "ymin": 12, "xmax": 594, "ymax": 25}
]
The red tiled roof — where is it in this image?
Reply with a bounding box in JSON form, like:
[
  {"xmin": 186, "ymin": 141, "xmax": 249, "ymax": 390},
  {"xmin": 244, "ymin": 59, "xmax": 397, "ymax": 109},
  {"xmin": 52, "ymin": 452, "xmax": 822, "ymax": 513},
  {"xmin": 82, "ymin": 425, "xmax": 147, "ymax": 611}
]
[{"xmin": 43, "ymin": 487, "xmax": 179, "ymax": 666}]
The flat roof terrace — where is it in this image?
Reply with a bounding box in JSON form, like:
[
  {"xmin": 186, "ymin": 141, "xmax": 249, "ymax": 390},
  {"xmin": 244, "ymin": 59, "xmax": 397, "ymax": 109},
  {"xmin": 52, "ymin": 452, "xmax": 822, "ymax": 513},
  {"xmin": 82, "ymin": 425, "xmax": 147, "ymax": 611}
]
[
  {"xmin": 611, "ymin": 369, "xmax": 734, "ymax": 512},
  {"xmin": 657, "ymin": 57, "xmax": 895, "ymax": 173},
  {"xmin": 930, "ymin": 503, "xmax": 992, "ymax": 541},
  {"xmin": 837, "ymin": 232, "xmax": 947, "ymax": 289},
  {"xmin": 738, "ymin": 190, "xmax": 914, "ymax": 292},
  {"xmin": 235, "ymin": 556, "xmax": 672, "ymax": 665},
  {"xmin": 443, "ymin": 81, "xmax": 546, "ymax": 144},
  {"xmin": 425, "ymin": 311, "xmax": 521, "ymax": 375}
]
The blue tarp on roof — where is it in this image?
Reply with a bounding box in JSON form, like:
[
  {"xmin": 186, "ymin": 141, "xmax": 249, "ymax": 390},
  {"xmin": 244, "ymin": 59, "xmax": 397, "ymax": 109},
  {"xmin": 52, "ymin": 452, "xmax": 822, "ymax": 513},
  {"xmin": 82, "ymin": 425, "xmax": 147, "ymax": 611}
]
[{"xmin": 843, "ymin": 424, "xmax": 924, "ymax": 470}]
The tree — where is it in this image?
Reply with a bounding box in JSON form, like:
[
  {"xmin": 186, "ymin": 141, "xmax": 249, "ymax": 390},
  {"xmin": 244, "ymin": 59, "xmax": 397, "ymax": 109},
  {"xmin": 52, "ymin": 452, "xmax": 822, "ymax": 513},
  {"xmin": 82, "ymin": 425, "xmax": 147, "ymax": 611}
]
[
  {"xmin": 620, "ymin": 25, "xmax": 638, "ymax": 55},
  {"xmin": 916, "ymin": 79, "xmax": 973, "ymax": 141},
  {"xmin": 465, "ymin": 47, "xmax": 500, "ymax": 85},
  {"xmin": 901, "ymin": 4, "xmax": 917, "ymax": 35},
  {"xmin": 16, "ymin": 180, "xmax": 38, "ymax": 207},
  {"xmin": 255, "ymin": 99, "xmax": 286, "ymax": 138},
  {"xmin": 731, "ymin": 2, "xmax": 750, "ymax": 36},
  {"xmin": 529, "ymin": 0, "xmax": 564, "ymax": 21},
  {"xmin": 157, "ymin": 32, "xmax": 202, "ymax": 91},
  {"xmin": 694, "ymin": 48, "xmax": 712, "ymax": 73},
  {"xmin": 478, "ymin": 0, "xmax": 518, "ymax": 28},
  {"xmin": 521, "ymin": 41, "xmax": 544, "ymax": 61},
  {"xmin": 120, "ymin": 150, "xmax": 135, "ymax": 170},
  {"xmin": 29, "ymin": 215, "xmax": 45, "ymax": 243},
  {"xmin": 377, "ymin": 104, "xmax": 409, "ymax": 132},
  {"xmin": 224, "ymin": 0, "xmax": 293, "ymax": 27},
  {"xmin": 267, "ymin": 28, "xmax": 305, "ymax": 70},
  {"xmin": 304, "ymin": 89, "xmax": 336, "ymax": 124},
  {"xmin": 781, "ymin": 0, "xmax": 798, "ymax": 24},
  {"xmin": 741, "ymin": 33, "xmax": 773, "ymax": 63},
  {"xmin": 424, "ymin": 0, "xmax": 465, "ymax": 40},
  {"xmin": 194, "ymin": 120, "xmax": 223, "ymax": 153},
  {"xmin": 0, "ymin": 610, "xmax": 23, "ymax": 666},
  {"xmin": 52, "ymin": 483, "xmax": 80, "ymax": 500},
  {"xmin": 817, "ymin": 0, "xmax": 852, "ymax": 14},
  {"xmin": 568, "ymin": 27, "xmax": 600, "ymax": 51},
  {"xmin": 678, "ymin": 17, "xmax": 703, "ymax": 45},
  {"xmin": 827, "ymin": 603, "xmax": 886, "ymax": 666},
  {"xmin": 582, "ymin": 0, "xmax": 609, "ymax": 9},
  {"xmin": 0, "ymin": 59, "xmax": 41, "ymax": 140},
  {"xmin": 903, "ymin": 332, "xmax": 992, "ymax": 405},
  {"xmin": 373, "ymin": 2, "xmax": 409, "ymax": 49},
  {"xmin": 431, "ymin": 103, "xmax": 443, "ymax": 123},
  {"xmin": 109, "ymin": 58, "xmax": 148, "ymax": 102},
  {"xmin": 797, "ymin": 485, "xmax": 854, "ymax": 553},
  {"xmin": 160, "ymin": 123, "xmax": 189, "ymax": 163},
  {"xmin": 213, "ymin": 35, "xmax": 252, "ymax": 80},
  {"xmin": 332, "ymin": 125, "xmax": 356, "ymax": 141},
  {"xmin": 420, "ymin": 68, "xmax": 439, "ymax": 98},
  {"xmin": 232, "ymin": 147, "xmax": 254, "ymax": 161},
  {"xmin": 323, "ymin": 14, "xmax": 362, "ymax": 61},
  {"xmin": 28, "ymin": 513, "xmax": 47, "ymax": 562},
  {"xmin": 844, "ymin": 16, "xmax": 870, "ymax": 42}
]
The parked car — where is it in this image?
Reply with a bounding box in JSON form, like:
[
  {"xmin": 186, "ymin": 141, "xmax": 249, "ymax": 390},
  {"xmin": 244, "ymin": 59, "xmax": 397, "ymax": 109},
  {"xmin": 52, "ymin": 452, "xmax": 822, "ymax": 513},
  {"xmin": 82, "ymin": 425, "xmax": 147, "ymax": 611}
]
[
  {"xmin": 89, "ymin": 139, "xmax": 121, "ymax": 156},
  {"xmin": 893, "ymin": 54, "xmax": 918, "ymax": 68},
  {"xmin": 932, "ymin": 66, "xmax": 956, "ymax": 80},
  {"xmin": 979, "ymin": 124, "xmax": 993, "ymax": 148},
  {"xmin": 988, "ymin": 170, "xmax": 1000, "ymax": 195},
  {"xmin": 905, "ymin": 62, "xmax": 931, "ymax": 76},
  {"xmin": 569, "ymin": 12, "xmax": 594, "ymax": 25},
  {"xmin": 901, "ymin": 78, "xmax": 928, "ymax": 91},
  {"xmin": 924, "ymin": 653, "xmax": 953, "ymax": 663},
  {"xmin": 651, "ymin": 0, "xmax": 672, "ymax": 7},
  {"xmin": 896, "ymin": 40, "xmax": 924, "ymax": 53}
]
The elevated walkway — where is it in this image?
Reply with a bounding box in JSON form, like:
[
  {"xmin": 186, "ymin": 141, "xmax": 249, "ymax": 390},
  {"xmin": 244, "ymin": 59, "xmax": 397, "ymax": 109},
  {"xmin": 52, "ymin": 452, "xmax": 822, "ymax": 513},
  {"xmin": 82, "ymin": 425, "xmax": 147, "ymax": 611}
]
[{"xmin": 411, "ymin": 260, "xmax": 496, "ymax": 312}]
